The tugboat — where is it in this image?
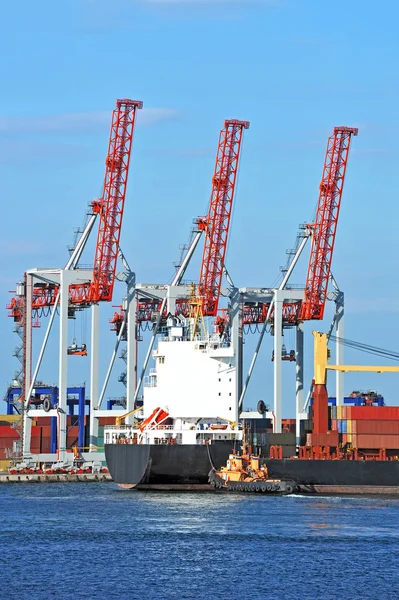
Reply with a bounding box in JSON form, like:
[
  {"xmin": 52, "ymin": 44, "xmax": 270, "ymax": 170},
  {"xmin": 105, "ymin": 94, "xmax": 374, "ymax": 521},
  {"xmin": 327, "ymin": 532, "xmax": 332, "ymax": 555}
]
[{"xmin": 209, "ymin": 450, "xmax": 298, "ymax": 495}]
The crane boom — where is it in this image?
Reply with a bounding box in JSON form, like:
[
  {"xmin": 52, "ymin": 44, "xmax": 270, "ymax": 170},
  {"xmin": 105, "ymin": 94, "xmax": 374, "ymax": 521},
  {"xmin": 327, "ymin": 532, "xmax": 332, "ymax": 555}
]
[
  {"xmin": 69, "ymin": 98, "xmax": 143, "ymax": 305},
  {"xmin": 300, "ymin": 126, "xmax": 358, "ymax": 321},
  {"xmin": 198, "ymin": 119, "xmax": 249, "ymax": 316}
]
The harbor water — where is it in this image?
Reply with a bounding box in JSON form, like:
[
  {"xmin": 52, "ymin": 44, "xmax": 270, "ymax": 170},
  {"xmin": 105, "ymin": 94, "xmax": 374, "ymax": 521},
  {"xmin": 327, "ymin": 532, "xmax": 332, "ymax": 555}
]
[{"xmin": 1, "ymin": 483, "xmax": 399, "ymax": 600}]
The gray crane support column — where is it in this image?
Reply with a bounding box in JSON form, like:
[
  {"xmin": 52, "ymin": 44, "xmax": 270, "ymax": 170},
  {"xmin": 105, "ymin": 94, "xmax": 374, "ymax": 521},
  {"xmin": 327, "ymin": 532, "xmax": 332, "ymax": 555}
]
[
  {"xmin": 273, "ymin": 290, "xmax": 283, "ymax": 433},
  {"xmin": 58, "ymin": 269, "xmax": 70, "ymax": 463},
  {"xmin": 89, "ymin": 303, "xmax": 100, "ymax": 450},
  {"xmin": 295, "ymin": 322, "xmax": 304, "ymax": 446},
  {"xmin": 126, "ymin": 287, "xmax": 137, "ymax": 425},
  {"xmin": 230, "ymin": 288, "xmax": 243, "ymax": 410},
  {"xmin": 335, "ymin": 290, "xmax": 345, "ymax": 405},
  {"xmin": 133, "ymin": 230, "xmax": 203, "ymax": 404},
  {"xmin": 23, "ymin": 274, "xmax": 33, "ymax": 457}
]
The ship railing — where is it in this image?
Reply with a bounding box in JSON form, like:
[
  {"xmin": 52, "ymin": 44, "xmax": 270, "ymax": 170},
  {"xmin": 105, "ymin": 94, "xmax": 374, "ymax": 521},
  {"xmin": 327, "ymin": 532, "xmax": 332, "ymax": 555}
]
[{"xmin": 143, "ymin": 375, "xmax": 157, "ymax": 388}]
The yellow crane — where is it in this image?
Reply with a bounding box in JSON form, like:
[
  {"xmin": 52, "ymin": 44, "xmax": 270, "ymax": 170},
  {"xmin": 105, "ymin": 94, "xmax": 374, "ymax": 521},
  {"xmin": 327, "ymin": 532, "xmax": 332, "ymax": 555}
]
[
  {"xmin": 115, "ymin": 405, "xmax": 143, "ymax": 427},
  {"xmin": 216, "ymin": 416, "xmax": 237, "ymax": 429},
  {"xmin": 313, "ymin": 331, "xmax": 399, "ymax": 384}
]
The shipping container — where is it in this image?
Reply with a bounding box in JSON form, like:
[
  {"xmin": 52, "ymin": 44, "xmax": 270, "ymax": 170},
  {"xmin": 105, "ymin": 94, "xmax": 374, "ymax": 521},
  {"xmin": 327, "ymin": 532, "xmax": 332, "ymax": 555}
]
[
  {"xmin": 350, "ymin": 406, "xmax": 399, "ymax": 420},
  {"xmin": 331, "ymin": 419, "xmax": 337, "ymax": 431},
  {"xmin": 0, "ymin": 426, "xmax": 19, "ymax": 439},
  {"xmin": 310, "ymin": 431, "xmax": 339, "ymax": 446},
  {"xmin": 352, "ymin": 420, "xmax": 399, "ymax": 435},
  {"xmin": 0, "ymin": 438, "xmax": 19, "ymax": 449},
  {"xmin": 35, "ymin": 417, "xmax": 52, "ymax": 426},
  {"xmin": 98, "ymin": 417, "xmax": 118, "ymax": 426},
  {"xmin": 352, "ymin": 434, "xmax": 399, "ymax": 449},
  {"xmin": 41, "ymin": 441, "xmax": 51, "ymax": 453}
]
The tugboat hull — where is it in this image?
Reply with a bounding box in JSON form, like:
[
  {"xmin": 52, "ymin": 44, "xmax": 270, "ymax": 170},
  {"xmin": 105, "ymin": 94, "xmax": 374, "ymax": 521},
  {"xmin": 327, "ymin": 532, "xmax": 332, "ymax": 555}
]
[{"xmin": 208, "ymin": 468, "xmax": 297, "ymax": 494}]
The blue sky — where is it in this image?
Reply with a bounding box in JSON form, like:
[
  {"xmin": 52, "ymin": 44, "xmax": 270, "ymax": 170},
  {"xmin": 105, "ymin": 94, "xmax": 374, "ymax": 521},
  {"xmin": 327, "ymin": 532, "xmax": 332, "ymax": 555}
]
[{"xmin": 1, "ymin": 0, "xmax": 399, "ymax": 415}]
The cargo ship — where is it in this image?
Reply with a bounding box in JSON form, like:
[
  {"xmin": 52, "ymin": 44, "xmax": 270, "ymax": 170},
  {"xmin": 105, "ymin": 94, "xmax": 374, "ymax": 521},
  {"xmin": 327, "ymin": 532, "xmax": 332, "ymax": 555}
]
[
  {"xmin": 104, "ymin": 319, "xmax": 399, "ymax": 493},
  {"xmin": 104, "ymin": 319, "xmax": 243, "ymax": 488}
]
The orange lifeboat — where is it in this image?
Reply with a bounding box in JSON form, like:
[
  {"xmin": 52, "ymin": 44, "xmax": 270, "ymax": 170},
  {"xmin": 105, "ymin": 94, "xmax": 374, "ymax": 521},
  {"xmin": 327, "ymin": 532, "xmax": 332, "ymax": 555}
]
[{"xmin": 139, "ymin": 407, "xmax": 169, "ymax": 431}]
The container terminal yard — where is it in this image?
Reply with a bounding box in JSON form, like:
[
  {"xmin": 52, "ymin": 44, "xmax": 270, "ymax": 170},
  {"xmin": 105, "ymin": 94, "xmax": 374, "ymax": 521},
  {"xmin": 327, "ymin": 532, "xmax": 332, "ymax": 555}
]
[{"xmin": 3, "ymin": 97, "xmax": 399, "ymax": 493}]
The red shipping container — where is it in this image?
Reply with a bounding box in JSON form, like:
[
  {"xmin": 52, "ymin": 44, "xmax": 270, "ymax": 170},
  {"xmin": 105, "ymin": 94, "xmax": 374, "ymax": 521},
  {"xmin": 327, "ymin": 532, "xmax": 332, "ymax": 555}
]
[
  {"xmin": 98, "ymin": 417, "xmax": 118, "ymax": 426},
  {"xmin": 41, "ymin": 440, "xmax": 51, "ymax": 453},
  {"xmin": 0, "ymin": 438, "xmax": 18, "ymax": 449},
  {"xmin": 347, "ymin": 406, "xmax": 352, "ymax": 419},
  {"xmin": 36, "ymin": 417, "xmax": 52, "ymax": 426},
  {"xmin": 353, "ymin": 434, "xmax": 399, "ymax": 449},
  {"xmin": 31, "ymin": 425, "xmax": 42, "ymax": 438},
  {"xmin": 331, "ymin": 419, "xmax": 338, "ymax": 431},
  {"xmin": 0, "ymin": 426, "xmax": 19, "ymax": 439},
  {"xmin": 353, "ymin": 420, "xmax": 399, "ymax": 435},
  {"xmin": 342, "ymin": 433, "xmax": 347, "ymax": 445},
  {"xmin": 310, "ymin": 431, "xmax": 339, "ymax": 446},
  {"xmin": 350, "ymin": 406, "xmax": 399, "ymax": 420}
]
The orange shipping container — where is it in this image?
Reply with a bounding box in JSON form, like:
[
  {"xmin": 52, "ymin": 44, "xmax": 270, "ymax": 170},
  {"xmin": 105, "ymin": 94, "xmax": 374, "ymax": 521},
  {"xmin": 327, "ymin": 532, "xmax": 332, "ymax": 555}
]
[
  {"xmin": 309, "ymin": 431, "xmax": 339, "ymax": 446},
  {"xmin": 352, "ymin": 434, "xmax": 399, "ymax": 449},
  {"xmin": 98, "ymin": 417, "xmax": 118, "ymax": 426}
]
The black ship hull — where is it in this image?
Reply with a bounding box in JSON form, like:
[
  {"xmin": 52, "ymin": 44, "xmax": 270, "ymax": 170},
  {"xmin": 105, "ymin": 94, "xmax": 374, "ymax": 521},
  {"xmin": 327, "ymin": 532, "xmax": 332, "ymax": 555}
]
[
  {"xmin": 265, "ymin": 458, "xmax": 399, "ymax": 487},
  {"xmin": 105, "ymin": 443, "xmax": 399, "ymax": 490},
  {"xmin": 105, "ymin": 441, "xmax": 234, "ymax": 486}
]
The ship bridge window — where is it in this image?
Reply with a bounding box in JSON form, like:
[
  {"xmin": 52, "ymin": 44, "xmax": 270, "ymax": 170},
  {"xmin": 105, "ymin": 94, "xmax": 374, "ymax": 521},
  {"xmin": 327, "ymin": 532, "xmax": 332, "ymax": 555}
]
[
  {"xmin": 199, "ymin": 344, "xmax": 206, "ymax": 350},
  {"xmin": 159, "ymin": 356, "xmax": 165, "ymax": 364}
]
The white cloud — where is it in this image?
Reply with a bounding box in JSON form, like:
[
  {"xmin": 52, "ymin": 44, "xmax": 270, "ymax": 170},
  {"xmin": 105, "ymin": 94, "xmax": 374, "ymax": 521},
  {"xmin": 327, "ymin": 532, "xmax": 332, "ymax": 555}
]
[{"xmin": 0, "ymin": 107, "xmax": 180, "ymax": 135}]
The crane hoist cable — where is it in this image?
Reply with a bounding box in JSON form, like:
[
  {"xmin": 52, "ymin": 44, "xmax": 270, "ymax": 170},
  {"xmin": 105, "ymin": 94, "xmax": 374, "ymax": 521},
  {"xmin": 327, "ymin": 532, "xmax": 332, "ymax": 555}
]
[{"xmin": 329, "ymin": 335, "xmax": 399, "ymax": 362}]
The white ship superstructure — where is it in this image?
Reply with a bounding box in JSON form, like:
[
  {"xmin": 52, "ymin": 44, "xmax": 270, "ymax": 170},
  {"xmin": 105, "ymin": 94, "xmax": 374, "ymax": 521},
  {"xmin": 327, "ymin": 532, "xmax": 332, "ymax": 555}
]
[{"xmin": 105, "ymin": 319, "xmax": 242, "ymax": 446}]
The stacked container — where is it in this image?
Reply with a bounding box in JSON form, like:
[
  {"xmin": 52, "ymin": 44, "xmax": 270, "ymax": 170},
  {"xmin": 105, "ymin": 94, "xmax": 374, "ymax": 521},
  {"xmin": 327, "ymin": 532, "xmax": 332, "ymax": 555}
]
[{"xmin": 329, "ymin": 406, "xmax": 399, "ymax": 450}]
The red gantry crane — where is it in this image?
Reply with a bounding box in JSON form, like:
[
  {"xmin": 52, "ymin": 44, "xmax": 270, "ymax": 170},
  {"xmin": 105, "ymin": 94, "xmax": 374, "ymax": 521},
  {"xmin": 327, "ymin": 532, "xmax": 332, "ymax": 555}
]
[
  {"xmin": 240, "ymin": 125, "xmax": 358, "ymax": 328},
  {"xmin": 197, "ymin": 119, "xmax": 250, "ymax": 316},
  {"xmin": 24, "ymin": 99, "xmax": 142, "ymax": 313},
  {"xmin": 299, "ymin": 126, "xmax": 358, "ymax": 322},
  {"xmin": 118, "ymin": 118, "xmax": 249, "ymax": 332}
]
